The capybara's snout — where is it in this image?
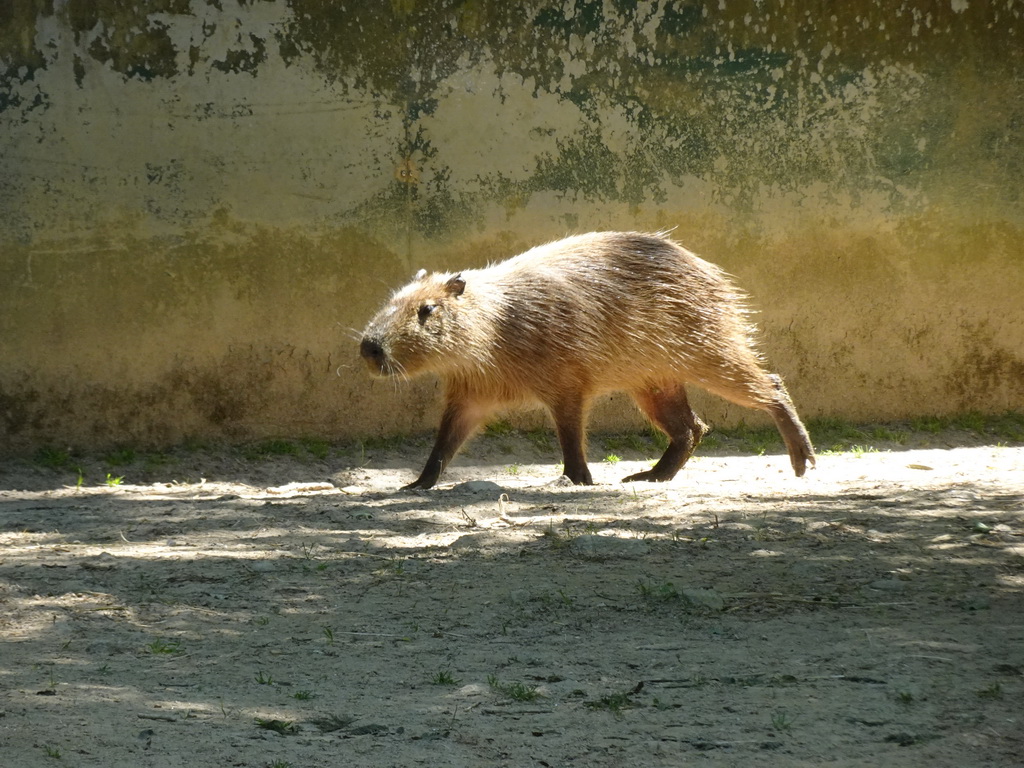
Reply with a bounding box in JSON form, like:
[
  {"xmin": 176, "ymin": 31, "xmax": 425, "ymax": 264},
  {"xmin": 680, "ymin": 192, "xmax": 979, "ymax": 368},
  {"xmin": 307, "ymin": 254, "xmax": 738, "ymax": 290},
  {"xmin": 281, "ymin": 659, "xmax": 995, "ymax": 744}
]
[{"xmin": 360, "ymin": 336, "xmax": 388, "ymax": 374}]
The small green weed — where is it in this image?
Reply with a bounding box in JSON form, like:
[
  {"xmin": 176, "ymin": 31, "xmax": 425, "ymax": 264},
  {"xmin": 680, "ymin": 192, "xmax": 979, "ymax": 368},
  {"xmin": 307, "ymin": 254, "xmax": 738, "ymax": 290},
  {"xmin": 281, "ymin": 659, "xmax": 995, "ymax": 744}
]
[
  {"xmin": 586, "ymin": 684, "xmax": 643, "ymax": 717},
  {"xmin": 301, "ymin": 438, "xmax": 331, "ymax": 459},
  {"xmin": 431, "ymin": 669, "xmax": 462, "ymax": 686},
  {"xmin": 506, "ymin": 463, "xmax": 521, "ymax": 475},
  {"xmin": 542, "ymin": 520, "xmax": 594, "ymax": 549},
  {"xmin": 525, "ymin": 427, "xmax": 553, "ymax": 451},
  {"xmin": 254, "ymin": 670, "xmax": 274, "ymax": 685},
  {"xmin": 848, "ymin": 444, "xmax": 878, "ymax": 458},
  {"xmin": 359, "ymin": 433, "xmax": 410, "ymax": 453},
  {"xmin": 636, "ymin": 580, "xmax": 680, "ymax": 604},
  {"xmin": 602, "ymin": 433, "xmax": 648, "ymax": 453},
  {"xmin": 976, "ymin": 682, "xmax": 1002, "ymax": 700},
  {"xmin": 484, "ymin": 419, "xmax": 515, "ymax": 437},
  {"xmin": 36, "ymin": 447, "xmax": 70, "ymax": 469},
  {"xmin": 951, "ymin": 411, "xmax": 987, "ymax": 433},
  {"xmin": 770, "ymin": 709, "xmax": 795, "ymax": 733},
  {"xmin": 292, "ymin": 690, "xmax": 314, "ymax": 701},
  {"xmin": 105, "ymin": 473, "xmax": 124, "ymax": 487},
  {"xmin": 255, "ymin": 718, "xmax": 296, "ymax": 735},
  {"xmin": 246, "ymin": 439, "xmax": 300, "ymax": 459},
  {"xmin": 42, "ymin": 745, "xmax": 62, "ymax": 759},
  {"xmin": 604, "ymin": 453, "xmax": 621, "ymax": 464},
  {"xmin": 146, "ymin": 638, "xmax": 182, "ymax": 655},
  {"xmin": 104, "ymin": 447, "xmax": 136, "ymax": 466},
  {"xmin": 648, "ymin": 427, "xmax": 670, "ymax": 451},
  {"xmin": 487, "ymin": 675, "xmax": 541, "ymax": 702}
]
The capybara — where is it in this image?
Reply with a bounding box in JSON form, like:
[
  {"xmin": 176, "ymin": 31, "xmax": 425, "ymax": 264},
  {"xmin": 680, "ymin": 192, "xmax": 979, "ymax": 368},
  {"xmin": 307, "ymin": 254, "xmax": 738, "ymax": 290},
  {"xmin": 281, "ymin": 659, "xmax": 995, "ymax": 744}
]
[{"xmin": 359, "ymin": 231, "xmax": 815, "ymax": 489}]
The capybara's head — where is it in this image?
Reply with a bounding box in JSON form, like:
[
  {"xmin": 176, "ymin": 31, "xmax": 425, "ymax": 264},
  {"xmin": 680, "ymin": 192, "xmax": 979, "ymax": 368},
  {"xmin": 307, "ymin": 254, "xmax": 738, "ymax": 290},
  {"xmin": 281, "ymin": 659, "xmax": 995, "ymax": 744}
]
[{"xmin": 359, "ymin": 270, "xmax": 468, "ymax": 378}]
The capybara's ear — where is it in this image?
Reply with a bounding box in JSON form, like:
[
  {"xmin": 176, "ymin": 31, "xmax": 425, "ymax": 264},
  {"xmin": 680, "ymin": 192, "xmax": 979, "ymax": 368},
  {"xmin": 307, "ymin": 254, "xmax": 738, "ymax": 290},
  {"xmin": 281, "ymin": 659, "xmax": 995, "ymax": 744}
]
[
  {"xmin": 445, "ymin": 274, "xmax": 466, "ymax": 296},
  {"xmin": 414, "ymin": 269, "xmax": 428, "ymax": 280}
]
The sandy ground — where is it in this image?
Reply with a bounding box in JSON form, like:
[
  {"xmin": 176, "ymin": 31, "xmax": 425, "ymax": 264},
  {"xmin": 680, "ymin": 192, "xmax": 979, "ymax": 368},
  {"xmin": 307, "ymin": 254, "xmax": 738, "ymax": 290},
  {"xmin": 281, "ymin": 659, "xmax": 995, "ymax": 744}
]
[{"xmin": 1, "ymin": 436, "xmax": 1022, "ymax": 767}]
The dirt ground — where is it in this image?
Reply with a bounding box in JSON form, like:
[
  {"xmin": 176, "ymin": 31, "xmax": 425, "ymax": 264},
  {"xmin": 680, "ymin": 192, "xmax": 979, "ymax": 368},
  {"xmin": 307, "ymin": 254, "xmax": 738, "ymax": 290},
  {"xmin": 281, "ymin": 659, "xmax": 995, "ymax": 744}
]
[{"xmin": 1, "ymin": 431, "xmax": 1022, "ymax": 767}]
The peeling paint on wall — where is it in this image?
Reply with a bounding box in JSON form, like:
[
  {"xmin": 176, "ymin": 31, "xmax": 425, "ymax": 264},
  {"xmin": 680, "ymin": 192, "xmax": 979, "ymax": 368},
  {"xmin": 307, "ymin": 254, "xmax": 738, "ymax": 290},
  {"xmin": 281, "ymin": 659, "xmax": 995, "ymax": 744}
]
[{"xmin": 1, "ymin": 1, "xmax": 1022, "ymax": 451}]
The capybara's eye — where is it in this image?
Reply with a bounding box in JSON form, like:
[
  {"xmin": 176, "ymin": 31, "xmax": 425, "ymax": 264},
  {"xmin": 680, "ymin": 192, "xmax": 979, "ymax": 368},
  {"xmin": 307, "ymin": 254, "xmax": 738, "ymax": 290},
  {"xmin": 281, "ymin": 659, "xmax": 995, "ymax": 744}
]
[{"xmin": 417, "ymin": 304, "xmax": 436, "ymax": 324}]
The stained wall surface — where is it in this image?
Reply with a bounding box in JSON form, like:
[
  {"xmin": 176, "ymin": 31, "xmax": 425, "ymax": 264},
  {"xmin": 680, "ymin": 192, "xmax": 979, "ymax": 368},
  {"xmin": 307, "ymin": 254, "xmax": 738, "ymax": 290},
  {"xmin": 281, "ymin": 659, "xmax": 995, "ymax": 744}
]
[{"xmin": 2, "ymin": 1, "xmax": 1022, "ymax": 452}]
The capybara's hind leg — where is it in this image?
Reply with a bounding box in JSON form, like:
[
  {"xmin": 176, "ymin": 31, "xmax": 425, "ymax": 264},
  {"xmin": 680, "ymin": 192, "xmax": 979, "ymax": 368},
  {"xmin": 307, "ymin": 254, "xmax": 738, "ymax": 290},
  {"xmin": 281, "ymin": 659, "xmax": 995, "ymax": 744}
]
[
  {"xmin": 623, "ymin": 385, "xmax": 708, "ymax": 482},
  {"xmin": 765, "ymin": 374, "xmax": 815, "ymax": 477},
  {"xmin": 694, "ymin": 364, "xmax": 815, "ymax": 478}
]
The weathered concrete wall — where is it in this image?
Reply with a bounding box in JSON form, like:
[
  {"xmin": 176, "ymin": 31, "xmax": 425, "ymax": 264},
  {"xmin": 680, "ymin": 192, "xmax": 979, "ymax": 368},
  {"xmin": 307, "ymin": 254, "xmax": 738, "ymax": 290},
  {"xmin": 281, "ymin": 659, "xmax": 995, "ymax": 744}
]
[{"xmin": 2, "ymin": 1, "xmax": 1023, "ymax": 453}]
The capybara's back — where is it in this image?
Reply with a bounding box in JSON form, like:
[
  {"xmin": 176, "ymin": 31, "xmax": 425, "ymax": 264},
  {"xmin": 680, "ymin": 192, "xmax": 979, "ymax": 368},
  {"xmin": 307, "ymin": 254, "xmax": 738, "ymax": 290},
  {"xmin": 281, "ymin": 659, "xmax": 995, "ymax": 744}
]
[{"xmin": 360, "ymin": 231, "xmax": 814, "ymax": 489}]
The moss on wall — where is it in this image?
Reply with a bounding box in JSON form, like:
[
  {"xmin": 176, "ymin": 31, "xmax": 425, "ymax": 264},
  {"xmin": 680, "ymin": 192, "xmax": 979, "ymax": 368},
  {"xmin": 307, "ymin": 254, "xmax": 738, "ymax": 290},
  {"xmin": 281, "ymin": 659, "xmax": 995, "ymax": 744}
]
[{"xmin": 1, "ymin": 1, "xmax": 1022, "ymax": 452}]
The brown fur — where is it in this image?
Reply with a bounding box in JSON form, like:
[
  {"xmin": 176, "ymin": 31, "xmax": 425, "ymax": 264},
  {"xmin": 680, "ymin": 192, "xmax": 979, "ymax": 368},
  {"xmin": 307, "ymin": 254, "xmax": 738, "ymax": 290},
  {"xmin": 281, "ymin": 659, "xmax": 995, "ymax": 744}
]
[{"xmin": 359, "ymin": 231, "xmax": 815, "ymax": 489}]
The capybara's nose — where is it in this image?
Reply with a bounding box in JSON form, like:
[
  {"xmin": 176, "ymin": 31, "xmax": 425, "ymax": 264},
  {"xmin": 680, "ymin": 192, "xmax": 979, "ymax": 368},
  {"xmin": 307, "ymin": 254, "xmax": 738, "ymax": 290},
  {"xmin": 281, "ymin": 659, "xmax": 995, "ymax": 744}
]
[{"xmin": 360, "ymin": 337, "xmax": 384, "ymax": 362}]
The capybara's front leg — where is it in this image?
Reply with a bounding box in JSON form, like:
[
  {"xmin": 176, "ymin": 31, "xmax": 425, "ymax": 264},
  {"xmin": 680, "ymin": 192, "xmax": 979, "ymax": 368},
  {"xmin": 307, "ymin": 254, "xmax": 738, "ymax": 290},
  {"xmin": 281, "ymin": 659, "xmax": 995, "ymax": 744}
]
[
  {"xmin": 403, "ymin": 398, "xmax": 483, "ymax": 490},
  {"xmin": 549, "ymin": 395, "xmax": 594, "ymax": 485}
]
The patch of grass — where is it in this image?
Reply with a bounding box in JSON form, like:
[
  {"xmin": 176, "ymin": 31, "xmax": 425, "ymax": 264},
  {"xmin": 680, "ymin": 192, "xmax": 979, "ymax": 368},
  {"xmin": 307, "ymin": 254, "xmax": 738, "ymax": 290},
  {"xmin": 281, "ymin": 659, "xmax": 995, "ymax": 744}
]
[
  {"xmin": 910, "ymin": 414, "xmax": 946, "ymax": 433},
  {"xmin": 722, "ymin": 424, "xmax": 782, "ymax": 455},
  {"xmin": 105, "ymin": 473, "xmax": 124, "ymax": 487},
  {"xmin": 586, "ymin": 684, "xmax": 643, "ymax": 717},
  {"xmin": 359, "ymin": 433, "xmax": 410, "ymax": 453},
  {"xmin": 35, "ymin": 447, "xmax": 71, "ymax": 469},
  {"xmin": 487, "ymin": 675, "xmax": 541, "ymax": 702},
  {"xmin": 541, "ymin": 520, "xmax": 594, "ymax": 550},
  {"xmin": 506, "ymin": 463, "xmax": 521, "ymax": 476},
  {"xmin": 951, "ymin": 411, "xmax": 988, "ymax": 433},
  {"xmin": 104, "ymin": 447, "xmax": 136, "ymax": 466},
  {"xmin": 142, "ymin": 451, "xmax": 174, "ymax": 472},
  {"xmin": 906, "ymin": 411, "xmax": 1024, "ymax": 442},
  {"xmin": 42, "ymin": 745, "xmax": 62, "ymax": 759},
  {"xmin": 309, "ymin": 714, "xmax": 355, "ymax": 733},
  {"xmin": 988, "ymin": 411, "xmax": 1024, "ymax": 441},
  {"xmin": 300, "ymin": 438, "xmax": 331, "ymax": 459},
  {"xmin": 254, "ymin": 670, "xmax": 275, "ymax": 685},
  {"xmin": 848, "ymin": 444, "xmax": 879, "ymax": 457},
  {"xmin": 484, "ymin": 419, "xmax": 515, "ymax": 437},
  {"xmin": 770, "ymin": 709, "xmax": 795, "ymax": 733},
  {"xmin": 603, "ymin": 453, "xmax": 621, "ymax": 464},
  {"xmin": 867, "ymin": 425, "xmax": 908, "ymax": 444},
  {"xmin": 431, "ymin": 669, "xmax": 462, "ymax": 686},
  {"xmin": 976, "ymin": 682, "xmax": 1003, "ymax": 700},
  {"xmin": 636, "ymin": 580, "xmax": 681, "ymax": 604},
  {"xmin": 524, "ymin": 427, "xmax": 554, "ymax": 451},
  {"xmin": 246, "ymin": 439, "xmax": 300, "ymax": 459},
  {"xmin": 255, "ymin": 718, "xmax": 296, "ymax": 735},
  {"xmin": 292, "ymin": 690, "xmax": 314, "ymax": 701},
  {"xmin": 146, "ymin": 638, "xmax": 182, "ymax": 655},
  {"xmin": 648, "ymin": 427, "xmax": 670, "ymax": 452},
  {"xmin": 601, "ymin": 433, "xmax": 649, "ymax": 453},
  {"xmin": 699, "ymin": 434, "xmax": 720, "ymax": 450}
]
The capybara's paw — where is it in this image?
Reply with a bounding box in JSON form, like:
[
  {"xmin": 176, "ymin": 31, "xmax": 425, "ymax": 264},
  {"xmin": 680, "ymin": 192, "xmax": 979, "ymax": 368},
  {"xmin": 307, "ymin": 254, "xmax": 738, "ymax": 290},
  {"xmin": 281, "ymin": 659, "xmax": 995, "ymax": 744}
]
[{"xmin": 621, "ymin": 470, "xmax": 670, "ymax": 483}]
